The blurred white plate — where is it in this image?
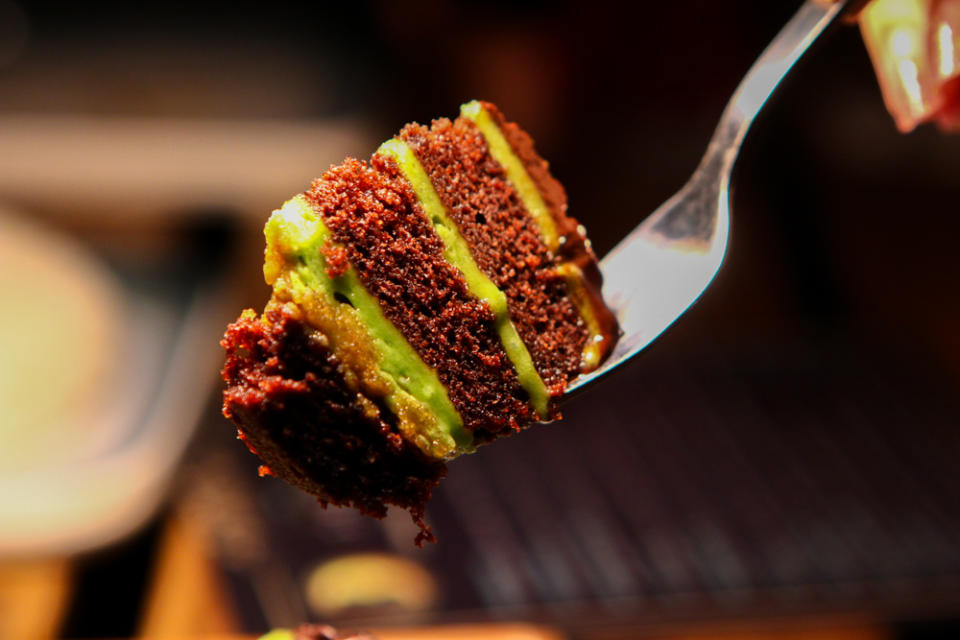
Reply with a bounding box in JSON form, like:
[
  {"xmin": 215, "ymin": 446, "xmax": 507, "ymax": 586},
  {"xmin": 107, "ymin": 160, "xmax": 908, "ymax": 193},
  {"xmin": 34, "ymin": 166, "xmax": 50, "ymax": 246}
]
[{"xmin": 0, "ymin": 208, "xmax": 230, "ymax": 556}]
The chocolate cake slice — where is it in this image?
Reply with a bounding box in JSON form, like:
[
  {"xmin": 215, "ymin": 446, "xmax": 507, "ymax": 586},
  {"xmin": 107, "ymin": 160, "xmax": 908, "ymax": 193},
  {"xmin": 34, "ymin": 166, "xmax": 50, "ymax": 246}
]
[{"xmin": 222, "ymin": 101, "xmax": 618, "ymax": 543}]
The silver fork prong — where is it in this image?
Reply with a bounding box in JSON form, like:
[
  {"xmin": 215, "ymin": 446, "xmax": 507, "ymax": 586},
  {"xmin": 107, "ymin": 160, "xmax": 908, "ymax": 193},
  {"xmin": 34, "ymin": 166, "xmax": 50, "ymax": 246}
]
[{"xmin": 565, "ymin": 1, "xmax": 846, "ymax": 399}]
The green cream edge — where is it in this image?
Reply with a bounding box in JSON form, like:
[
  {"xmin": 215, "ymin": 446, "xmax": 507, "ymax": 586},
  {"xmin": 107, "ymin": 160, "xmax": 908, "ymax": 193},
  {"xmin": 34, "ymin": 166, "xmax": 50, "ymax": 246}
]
[
  {"xmin": 460, "ymin": 100, "xmax": 559, "ymax": 251},
  {"xmin": 265, "ymin": 196, "xmax": 472, "ymax": 456},
  {"xmin": 462, "ymin": 100, "xmax": 607, "ymax": 372},
  {"xmin": 378, "ymin": 138, "xmax": 551, "ymax": 420}
]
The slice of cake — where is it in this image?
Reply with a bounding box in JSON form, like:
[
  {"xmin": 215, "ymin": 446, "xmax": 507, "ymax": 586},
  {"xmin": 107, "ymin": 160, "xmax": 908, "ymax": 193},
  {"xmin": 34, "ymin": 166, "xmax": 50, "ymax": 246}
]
[{"xmin": 222, "ymin": 101, "xmax": 618, "ymax": 543}]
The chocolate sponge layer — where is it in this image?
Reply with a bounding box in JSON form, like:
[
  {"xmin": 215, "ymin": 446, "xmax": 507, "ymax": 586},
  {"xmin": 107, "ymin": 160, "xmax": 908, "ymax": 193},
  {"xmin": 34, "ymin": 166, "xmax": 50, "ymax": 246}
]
[
  {"xmin": 221, "ymin": 301, "xmax": 445, "ymax": 543},
  {"xmin": 306, "ymin": 157, "xmax": 535, "ymax": 437},
  {"xmin": 483, "ymin": 102, "xmax": 619, "ymax": 365},
  {"xmin": 400, "ymin": 116, "xmax": 587, "ymax": 396}
]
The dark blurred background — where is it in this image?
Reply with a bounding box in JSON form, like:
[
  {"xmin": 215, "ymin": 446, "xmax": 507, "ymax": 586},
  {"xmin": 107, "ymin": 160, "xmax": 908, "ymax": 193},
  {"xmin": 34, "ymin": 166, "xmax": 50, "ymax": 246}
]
[{"xmin": 1, "ymin": 1, "xmax": 959, "ymax": 639}]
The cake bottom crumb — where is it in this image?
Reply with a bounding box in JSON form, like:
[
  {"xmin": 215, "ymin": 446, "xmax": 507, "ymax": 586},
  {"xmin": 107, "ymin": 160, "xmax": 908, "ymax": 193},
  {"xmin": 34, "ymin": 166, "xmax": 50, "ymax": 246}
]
[{"xmin": 221, "ymin": 301, "xmax": 446, "ymax": 545}]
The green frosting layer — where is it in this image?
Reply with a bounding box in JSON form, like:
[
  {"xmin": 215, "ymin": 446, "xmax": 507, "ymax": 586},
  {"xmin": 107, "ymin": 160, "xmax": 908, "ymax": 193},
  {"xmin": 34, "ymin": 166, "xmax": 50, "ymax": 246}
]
[
  {"xmin": 377, "ymin": 138, "xmax": 550, "ymax": 420},
  {"xmin": 265, "ymin": 196, "xmax": 471, "ymax": 458},
  {"xmin": 462, "ymin": 100, "xmax": 608, "ymax": 373},
  {"xmin": 258, "ymin": 631, "xmax": 293, "ymax": 640},
  {"xmin": 461, "ymin": 100, "xmax": 559, "ymax": 251}
]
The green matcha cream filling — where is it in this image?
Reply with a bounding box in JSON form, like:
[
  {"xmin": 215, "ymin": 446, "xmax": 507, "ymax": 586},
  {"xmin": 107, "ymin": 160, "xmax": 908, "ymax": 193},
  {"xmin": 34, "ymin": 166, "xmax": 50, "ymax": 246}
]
[
  {"xmin": 264, "ymin": 196, "xmax": 471, "ymax": 459},
  {"xmin": 378, "ymin": 138, "xmax": 551, "ymax": 420},
  {"xmin": 460, "ymin": 100, "xmax": 559, "ymax": 250},
  {"xmin": 462, "ymin": 100, "xmax": 608, "ymax": 372}
]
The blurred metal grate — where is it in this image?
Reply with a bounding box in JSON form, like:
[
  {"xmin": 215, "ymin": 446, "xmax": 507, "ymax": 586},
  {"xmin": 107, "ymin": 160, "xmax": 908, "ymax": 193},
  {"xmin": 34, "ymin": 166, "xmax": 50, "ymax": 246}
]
[{"xmin": 210, "ymin": 343, "xmax": 960, "ymax": 631}]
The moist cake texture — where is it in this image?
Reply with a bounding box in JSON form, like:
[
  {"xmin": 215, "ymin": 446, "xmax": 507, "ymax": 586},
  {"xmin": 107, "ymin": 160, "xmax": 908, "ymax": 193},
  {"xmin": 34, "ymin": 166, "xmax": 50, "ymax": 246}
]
[
  {"xmin": 400, "ymin": 117, "xmax": 584, "ymax": 396},
  {"xmin": 307, "ymin": 155, "xmax": 537, "ymax": 436},
  {"xmin": 222, "ymin": 101, "xmax": 618, "ymax": 542}
]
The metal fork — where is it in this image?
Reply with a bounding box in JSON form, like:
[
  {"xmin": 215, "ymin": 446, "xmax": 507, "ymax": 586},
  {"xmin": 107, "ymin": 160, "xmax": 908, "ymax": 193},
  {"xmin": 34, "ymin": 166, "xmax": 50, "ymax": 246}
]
[{"xmin": 566, "ymin": 0, "xmax": 846, "ymax": 397}]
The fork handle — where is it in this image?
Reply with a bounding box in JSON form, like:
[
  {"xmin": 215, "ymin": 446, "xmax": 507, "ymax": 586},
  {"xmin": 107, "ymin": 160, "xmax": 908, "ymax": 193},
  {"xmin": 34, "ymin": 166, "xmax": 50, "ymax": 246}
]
[
  {"xmin": 651, "ymin": 0, "xmax": 847, "ymax": 246},
  {"xmin": 698, "ymin": 0, "xmax": 847, "ymax": 184}
]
